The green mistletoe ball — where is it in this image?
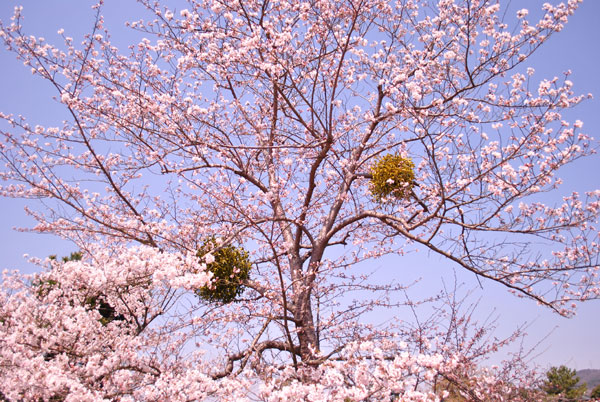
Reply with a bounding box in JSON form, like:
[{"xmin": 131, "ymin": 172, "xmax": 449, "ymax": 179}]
[
  {"xmin": 195, "ymin": 239, "xmax": 252, "ymax": 304},
  {"xmin": 369, "ymin": 154, "xmax": 415, "ymax": 201}
]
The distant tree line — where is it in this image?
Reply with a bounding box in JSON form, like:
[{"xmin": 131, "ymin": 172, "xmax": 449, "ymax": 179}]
[{"xmin": 542, "ymin": 365, "xmax": 600, "ymax": 401}]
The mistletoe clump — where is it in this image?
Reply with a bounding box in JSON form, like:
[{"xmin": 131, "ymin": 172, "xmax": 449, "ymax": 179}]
[
  {"xmin": 369, "ymin": 154, "xmax": 415, "ymax": 201},
  {"xmin": 196, "ymin": 239, "xmax": 252, "ymax": 304}
]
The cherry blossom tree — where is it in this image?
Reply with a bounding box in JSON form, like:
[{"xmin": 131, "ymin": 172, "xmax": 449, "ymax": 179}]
[{"xmin": 0, "ymin": 0, "xmax": 598, "ymax": 399}]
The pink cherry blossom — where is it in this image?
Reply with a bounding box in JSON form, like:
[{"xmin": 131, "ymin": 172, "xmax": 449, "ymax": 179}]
[{"xmin": 0, "ymin": 0, "xmax": 596, "ymax": 399}]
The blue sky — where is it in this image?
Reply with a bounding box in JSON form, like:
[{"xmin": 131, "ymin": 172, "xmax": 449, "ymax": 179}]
[{"xmin": 0, "ymin": 1, "xmax": 599, "ymax": 371}]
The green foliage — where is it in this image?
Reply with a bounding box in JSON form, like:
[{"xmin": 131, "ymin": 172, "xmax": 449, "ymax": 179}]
[
  {"xmin": 35, "ymin": 252, "xmax": 124, "ymax": 326},
  {"xmin": 84, "ymin": 295, "xmax": 125, "ymax": 326},
  {"xmin": 195, "ymin": 238, "xmax": 252, "ymax": 304},
  {"xmin": 542, "ymin": 365, "xmax": 586, "ymax": 400},
  {"xmin": 48, "ymin": 251, "xmax": 82, "ymax": 262},
  {"xmin": 62, "ymin": 251, "xmax": 82, "ymax": 262},
  {"xmin": 591, "ymin": 384, "xmax": 600, "ymax": 399},
  {"xmin": 36, "ymin": 252, "xmax": 81, "ymax": 297},
  {"xmin": 33, "ymin": 278, "xmax": 60, "ymax": 298},
  {"xmin": 369, "ymin": 154, "xmax": 415, "ymax": 202}
]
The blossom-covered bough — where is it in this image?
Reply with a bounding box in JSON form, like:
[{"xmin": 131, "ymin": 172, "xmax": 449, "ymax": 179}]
[{"xmin": 0, "ymin": 0, "xmax": 597, "ymax": 400}]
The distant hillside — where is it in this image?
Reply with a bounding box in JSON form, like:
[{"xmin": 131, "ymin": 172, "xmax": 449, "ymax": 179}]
[{"xmin": 577, "ymin": 369, "xmax": 600, "ymax": 392}]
